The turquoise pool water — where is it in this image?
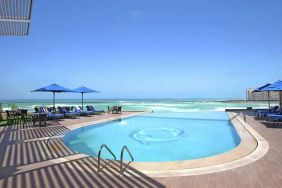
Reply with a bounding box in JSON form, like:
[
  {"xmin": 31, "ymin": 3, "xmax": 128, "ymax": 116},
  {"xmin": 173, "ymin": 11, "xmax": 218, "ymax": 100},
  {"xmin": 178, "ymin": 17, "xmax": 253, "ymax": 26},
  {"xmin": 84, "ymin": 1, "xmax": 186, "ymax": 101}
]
[{"xmin": 64, "ymin": 112, "xmax": 241, "ymax": 162}]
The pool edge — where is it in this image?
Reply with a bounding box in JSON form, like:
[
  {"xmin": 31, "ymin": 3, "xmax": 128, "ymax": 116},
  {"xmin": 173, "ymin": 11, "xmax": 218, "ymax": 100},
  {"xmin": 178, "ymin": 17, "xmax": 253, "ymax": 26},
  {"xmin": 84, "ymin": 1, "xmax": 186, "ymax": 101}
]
[
  {"xmin": 57, "ymin": 111, "xmax": 269, "ymax": 177},
  {"xmin": 135, "ymin": 112, "xmax": 269, "ymax": 177}
]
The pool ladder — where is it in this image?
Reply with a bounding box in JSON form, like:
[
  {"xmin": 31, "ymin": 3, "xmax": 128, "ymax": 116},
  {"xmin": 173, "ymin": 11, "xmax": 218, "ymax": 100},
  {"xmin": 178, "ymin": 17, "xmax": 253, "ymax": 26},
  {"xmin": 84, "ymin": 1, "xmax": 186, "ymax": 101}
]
[{"xmin": 97, "ymin": 144, "xmax": 134, "ymax": 174}]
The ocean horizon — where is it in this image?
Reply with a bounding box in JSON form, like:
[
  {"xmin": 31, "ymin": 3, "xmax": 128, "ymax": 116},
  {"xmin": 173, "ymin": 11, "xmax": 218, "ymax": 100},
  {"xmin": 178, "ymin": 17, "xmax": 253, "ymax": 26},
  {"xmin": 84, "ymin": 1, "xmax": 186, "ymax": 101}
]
[{"xmin": 0, "ymin": 98, "xmax": 274, "ymax": 112}]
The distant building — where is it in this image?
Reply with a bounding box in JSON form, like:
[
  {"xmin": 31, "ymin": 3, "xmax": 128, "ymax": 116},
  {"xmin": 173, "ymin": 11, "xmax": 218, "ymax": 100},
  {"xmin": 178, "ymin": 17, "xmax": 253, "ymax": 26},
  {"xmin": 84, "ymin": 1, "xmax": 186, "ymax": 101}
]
[{"xmin": 246, "ymin": 88, "xmax": 279, "ymax": 101}]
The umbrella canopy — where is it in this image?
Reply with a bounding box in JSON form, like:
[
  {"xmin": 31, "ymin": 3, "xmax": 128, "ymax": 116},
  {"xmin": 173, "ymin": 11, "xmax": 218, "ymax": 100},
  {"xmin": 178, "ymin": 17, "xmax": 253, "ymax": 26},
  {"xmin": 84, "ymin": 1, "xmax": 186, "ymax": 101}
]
[
  {"xmin": 253, "ymin": 83, "xmax": 271, "ymax": 92},
  {"xmin": 253, "ymin": 83, "xmax": 272, "ymax": 109},
  {"xmin": 73, "ymin": 86, "xmax": 99, "ymax": 109},
  {"xmin": 261, "ymin": 80, "xmax": 282, "ymax": 108},
  {"xmin": 32, "ymin": 84, "xmax": 73, "ymax": 111}
]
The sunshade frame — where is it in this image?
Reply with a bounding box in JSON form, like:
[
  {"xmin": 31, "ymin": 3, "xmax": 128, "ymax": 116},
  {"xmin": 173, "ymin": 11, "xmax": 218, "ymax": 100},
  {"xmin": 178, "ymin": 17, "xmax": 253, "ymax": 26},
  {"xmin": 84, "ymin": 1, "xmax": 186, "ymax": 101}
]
[
  {"xmin": 31, "ymin": 84, "xmax": 73, "ymax": 112},
  {"xmin": 0, "ymin": 0, "xmax": 33, "ymax": 35},
  {"xmin": 73, "ymin": 86, "xmax": 99, "ymax": 110},
  {"xmin": 252, "ymin": 83, "xmax": 272, "ymax": 109},
  {"xmin": 261, "ymin": 80, "xmax": 282, "ymax": 108}
]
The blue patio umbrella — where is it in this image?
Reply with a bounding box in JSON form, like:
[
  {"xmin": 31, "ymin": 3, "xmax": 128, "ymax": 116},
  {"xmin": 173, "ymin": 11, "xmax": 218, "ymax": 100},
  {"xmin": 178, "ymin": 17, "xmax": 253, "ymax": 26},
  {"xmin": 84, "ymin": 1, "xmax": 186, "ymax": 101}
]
[
  {"xmin": 253, "ymin": 83, "xmax": 272, "ymax": 109},
  {"xmin": 73, "ymin": 86, "xmax": 99, "ymax": 110},
  {"xmin": 261, "ymin": 80, "xmax": 282, "ymax": 108},
  {"xmin": 31, "ymin": 84, "xmax": 73, "ymax": 111},
  {"xmin": 253, "ymin": 83, "xmax": 272, "ymax": 92}
]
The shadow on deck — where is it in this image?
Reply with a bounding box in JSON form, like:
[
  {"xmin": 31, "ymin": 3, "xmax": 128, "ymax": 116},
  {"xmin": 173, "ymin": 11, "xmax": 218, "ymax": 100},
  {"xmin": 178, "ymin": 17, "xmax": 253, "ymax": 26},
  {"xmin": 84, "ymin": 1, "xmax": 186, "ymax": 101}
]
[{"xmin": 0, "ymin": 122, "xmax": 164, "ymax": 188}]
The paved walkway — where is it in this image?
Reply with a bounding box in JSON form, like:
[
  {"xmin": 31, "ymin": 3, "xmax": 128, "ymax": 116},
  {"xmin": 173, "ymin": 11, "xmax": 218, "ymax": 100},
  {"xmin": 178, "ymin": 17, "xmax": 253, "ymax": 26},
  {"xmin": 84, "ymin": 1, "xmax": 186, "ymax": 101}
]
[{"xmin": 0, "ymin": 112, "xmax": 282, "ymax": 187}]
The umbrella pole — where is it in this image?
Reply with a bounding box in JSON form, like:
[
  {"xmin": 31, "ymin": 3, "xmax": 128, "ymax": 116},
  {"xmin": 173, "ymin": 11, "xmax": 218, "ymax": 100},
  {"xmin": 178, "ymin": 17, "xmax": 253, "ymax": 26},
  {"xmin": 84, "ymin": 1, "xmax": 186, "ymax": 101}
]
[
  {"xmin": 280, "ymin": 91, "xmax": 282, "ymax": 108},
  {"xmin": 268, "ymin": 91, "xmax": 270, "ymax": 109},
  {"xmin": 53, "ymin": 92, "xmax": 55, "ymax": 113},
  {"xmin": 82, "ymin": 93, "xmax": 84, "ymax": 110}
]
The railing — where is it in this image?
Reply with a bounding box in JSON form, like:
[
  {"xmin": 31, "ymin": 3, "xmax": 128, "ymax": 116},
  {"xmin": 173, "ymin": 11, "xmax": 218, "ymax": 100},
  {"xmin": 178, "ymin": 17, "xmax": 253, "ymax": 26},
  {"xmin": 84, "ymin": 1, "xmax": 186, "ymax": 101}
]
[
  {"xmin": 97, "ymin": 144, "xmax": 117, "ymax": 173},
  {"xmin": 97, "ymin": 144, "xmax": 134, "ymax": 174},
  {"xmin": 120, "ymin": 145, "xmax": 134, "ymax": 174},
  {"xmin": 47, "ymin": 134, "xmax": 134, "ymax": 175}
]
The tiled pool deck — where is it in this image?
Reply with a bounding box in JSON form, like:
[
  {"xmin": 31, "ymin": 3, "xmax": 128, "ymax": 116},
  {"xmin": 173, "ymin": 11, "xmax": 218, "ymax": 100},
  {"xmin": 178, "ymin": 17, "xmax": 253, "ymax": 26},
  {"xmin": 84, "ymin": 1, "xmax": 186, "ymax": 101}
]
[{"xmin": 0, "ymin": 111, "xmax": 281, "ymax": 187}]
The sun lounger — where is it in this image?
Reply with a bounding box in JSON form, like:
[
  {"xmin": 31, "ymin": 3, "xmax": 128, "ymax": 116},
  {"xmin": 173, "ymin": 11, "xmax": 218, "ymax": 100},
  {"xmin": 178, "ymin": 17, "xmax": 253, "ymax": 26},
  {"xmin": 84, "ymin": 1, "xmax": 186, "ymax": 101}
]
[
  {"xmin": 86, "ymin": 106, "xmax": 105, "ymax": 115},
  {"xmin": 58, "ymin": 106, "xmax": 79, "ymax": 119},
  {"xmin": 38, "ymin": 107, "xmax": 64, "ymax": 120},
  {"xmin": 256, "ymin": 106, "xmax": 280, "ymax": 119},
  {"xmin": 254, "ymin": 106, "xmax": 279, "ymax": 117},
  {"xmin": 73, "ymin": 106, "xmax": 94, "ymax": 116},
  {"xmin": 266, "ymin": 114, "xmax": 282, "ymax": 122}
]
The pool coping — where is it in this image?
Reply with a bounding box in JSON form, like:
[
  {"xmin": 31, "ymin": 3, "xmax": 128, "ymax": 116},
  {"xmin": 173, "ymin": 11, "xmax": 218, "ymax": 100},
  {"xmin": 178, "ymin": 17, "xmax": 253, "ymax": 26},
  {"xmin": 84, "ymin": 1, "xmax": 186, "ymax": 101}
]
[
  {"xmin": 56, "ymin": 111, "xmax": 269, "ymax": 177},
  {"xmin": 133, "ymin": 112, "xmax": 269, "ymax": 177},
  {"xmin": 65, "ymin": 111, "xmax": 149, "ymax": 131}
]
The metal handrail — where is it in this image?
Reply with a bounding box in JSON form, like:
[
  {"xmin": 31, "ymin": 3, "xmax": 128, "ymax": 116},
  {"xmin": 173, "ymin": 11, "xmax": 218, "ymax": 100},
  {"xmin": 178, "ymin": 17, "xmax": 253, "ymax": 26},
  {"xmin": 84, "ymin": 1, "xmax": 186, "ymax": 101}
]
[
  {"xmin": 97, "ymin": 144, "xmax": 116, "ymax": 173},
  {"xmin": 120, "ymin": 145, "xmax": 134, "ymax": 174},
  {"xmin": 47, "ymin": 134, "xmax": 134, "ymax": 175}
]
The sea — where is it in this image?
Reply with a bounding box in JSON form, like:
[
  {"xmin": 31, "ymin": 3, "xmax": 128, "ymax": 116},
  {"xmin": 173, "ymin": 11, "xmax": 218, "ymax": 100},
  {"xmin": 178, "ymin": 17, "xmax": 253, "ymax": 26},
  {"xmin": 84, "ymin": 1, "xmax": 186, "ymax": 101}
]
[{"xmin": 0, "ymin": 99, "xmax": 274, "ymax": 112}]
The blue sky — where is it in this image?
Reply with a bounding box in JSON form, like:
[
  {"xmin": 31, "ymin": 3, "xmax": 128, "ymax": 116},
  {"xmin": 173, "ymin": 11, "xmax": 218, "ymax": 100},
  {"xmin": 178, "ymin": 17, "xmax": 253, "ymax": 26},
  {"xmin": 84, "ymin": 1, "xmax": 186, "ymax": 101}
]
[{"xmin": 0, "ymin": 0, "xmax": 282, "ymax": 99}]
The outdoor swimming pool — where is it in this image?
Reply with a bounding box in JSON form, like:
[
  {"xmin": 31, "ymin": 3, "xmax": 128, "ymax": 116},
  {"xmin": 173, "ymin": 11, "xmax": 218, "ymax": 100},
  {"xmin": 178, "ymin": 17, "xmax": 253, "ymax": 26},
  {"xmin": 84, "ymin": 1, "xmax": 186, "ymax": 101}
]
[{"xmin": 64, "ymin": 112, "xmax": 241, "ymax": 162}]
